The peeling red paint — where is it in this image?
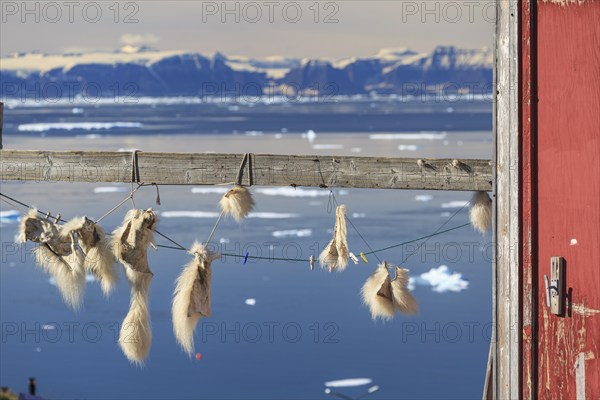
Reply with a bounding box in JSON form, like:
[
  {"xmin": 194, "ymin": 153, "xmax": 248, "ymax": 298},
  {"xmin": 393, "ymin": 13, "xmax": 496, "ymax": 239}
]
[{"xmin": 533, "ymin": 1, "xmax": 600, "ymax": 398}]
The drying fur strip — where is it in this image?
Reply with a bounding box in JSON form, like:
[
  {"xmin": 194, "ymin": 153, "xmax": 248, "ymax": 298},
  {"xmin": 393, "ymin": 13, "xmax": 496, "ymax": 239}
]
[
  {"xmin": 172, "ymin": 242, "xmax": 220, "ymax": 356},
  {"xmin": 361, "ymin": 263, "xmax": 395, "ymax": 320},
  {"xmin": 61, "ymin": 217, "xmax": 118, "ymax": 296},
  {"xmin": 390, "ymin": 266, "xmax": 418, "ymax": 315},
  {"xmin": 469, "ymin": 191, "xmax": 492, "ymax": 234},
  {"xmin": 319, "ymin": 204, "xmax": 349, "ymax": 272},
  {"xmin": 18, "ymin": 209, "xmax": 85, "ymax": 310},
  {"xmin": 361, "ymin": 262, "xmax": 418, "ymax": 320},
  {"xmin": 219, "ymin": 185, "xmax": 255, "ymax": 222},
  {"xmin": 112, "ymin": 209, "xmax": 158, "ymax": 365}
]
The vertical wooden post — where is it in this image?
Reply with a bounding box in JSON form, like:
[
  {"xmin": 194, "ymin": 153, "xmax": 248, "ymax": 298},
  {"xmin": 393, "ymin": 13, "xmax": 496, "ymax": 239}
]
[
  {"xmin": 0, "ymin": 101, "xmax": 4, "ymax": 149},
  {"xmin": 495, "ymin": 0, "xmax": 521, "ymax": 398}
]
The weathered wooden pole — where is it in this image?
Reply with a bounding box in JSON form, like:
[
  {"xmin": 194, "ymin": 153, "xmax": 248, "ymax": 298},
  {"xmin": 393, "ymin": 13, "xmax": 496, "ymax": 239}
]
[{"xmin": 0, "ymin": 101, "xmax": 4, "ymax": 149}]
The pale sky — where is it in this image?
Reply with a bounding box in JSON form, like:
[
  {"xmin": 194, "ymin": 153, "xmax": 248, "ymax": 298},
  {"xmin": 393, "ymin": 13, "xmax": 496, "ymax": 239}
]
[{"xmin": 0, "ymin": 1, "xmax": 495, "ymax": 58}]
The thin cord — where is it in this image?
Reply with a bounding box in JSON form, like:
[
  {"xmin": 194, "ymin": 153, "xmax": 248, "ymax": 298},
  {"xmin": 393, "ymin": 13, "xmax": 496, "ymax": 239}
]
[
  {"xmin": 400, "ymin": 200, "xmax": 471, "ymax": 264},
  {"xmin": 154, "ymin": 229, "xmax": 187, "ymax": 250},
  {"xmin": 205, "ymin": 210, "xmax": 225, "ymax": 246},
  {"xmin": 95, "ymin": 185, "xmax": 142, "ymax": 223},
  {"xmin": 155, "ymin": 222, "xmax": 472, "ymax": 263},
  {"xmin": 1, "ymin": 191, "xmax": 473, "ymax": 266}
]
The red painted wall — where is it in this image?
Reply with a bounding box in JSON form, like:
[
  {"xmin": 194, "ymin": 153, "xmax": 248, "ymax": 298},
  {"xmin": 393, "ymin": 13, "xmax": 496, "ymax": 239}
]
[{"xmin": 535, "ymin": 1, "xmax": 600, "ymax": 398}]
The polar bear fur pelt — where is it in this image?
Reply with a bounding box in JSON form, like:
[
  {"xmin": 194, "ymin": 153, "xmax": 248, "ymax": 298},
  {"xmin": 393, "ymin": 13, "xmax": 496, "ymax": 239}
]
[
  {"xmin": 112, "ymin": 209, "xmax": 157, "ymax": 365},
  {"xmin": 172, "ymin": 242, "xmax": 220, "ymax": 356},
  {"xmin": 469, "ymin": 191, "xmax": 492, "ymax": 234},
  {"xmin": 61, "ymin": 216, "xmax": 118, "ymax": 296},
  {"xmin": 219, "ymin": 185, "xmax": 255, "ymax": 222},
  {"xmin": 361, "ymin": 262, "xmax": 418, "ymax": 320},
  {"xmin": 18, "ymin": 209, "xmax": 85, "ymax": 310},
  {"xmin": 319, "ymin": 205, "xmax": 349, "ymax": 272}
]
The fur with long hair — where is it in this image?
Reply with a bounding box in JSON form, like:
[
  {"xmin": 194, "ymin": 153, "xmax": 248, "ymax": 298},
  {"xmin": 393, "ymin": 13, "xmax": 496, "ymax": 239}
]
[
  {"xmin": 172, "ymin": 242, "xmax": 220, "ymax": 356},
  {"xmin": 319, "ymin": 205, "xmax": 349, "ymax": 272},
  {"xmin": 361, "ymin": 262, "xmax": 418, "ymax": 320},
  {"xmin": 219, "ymin": 185, "xmax": 255, "ymax": 222},
  {"xmin": 19, "ymin": 209, "xmax": 86, "ymax": 310},
  {"xmin": 112, "ymin": 209, "xmax": 157, "ymax": 365},
  {"xmin": 361, "ymin": 263, "xmax": 395, "ymax": 320},
  {"xmin": 390, "ymin": 266, "xmax": 419, "ymax": 315},
  {"xmin": 62, "ymin": 216, "xmax": 118, "ymax": 296},
  {"xmin": 469, "ymin": 191, "xmax": 492, "ymax": 234},
  {"xmin": 119, "ymin": 270, "xmax": 152, "ymax": 365}
]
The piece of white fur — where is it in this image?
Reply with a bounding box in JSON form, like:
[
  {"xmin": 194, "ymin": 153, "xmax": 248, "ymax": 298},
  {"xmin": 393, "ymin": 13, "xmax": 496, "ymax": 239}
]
[
  {"xmin": 319, "ymin": 205, "xmax": 349, "ymax": 272},
  {"xmin": 219, "ymin": 185, "xmax": 255, "ymax": 222},
  {"xmin": 390, "ymin": 266, "xmax": 419, "ymax": 315},
  {"xmin": 362, "ymin": 262, "xmax": 419, "ymax": 320},
  {"xmin": 361, "ymin": 263, "xmax": 395, "ymax": 320},
  {"xmin": 469, "ymin": 191, "xmax": 492, "ymax": 234},
  {"xmin": 112, "ymin": 209, "xmax": 157, "ymax": 365},
  {"xmin": 61, "ymin": 216, "xmax": 118, "ymax": 296},
  {"xmin": 172, "ymin": 242, "xmax": 220, "ymax": 356},
  {"xmin": 120, "ymin": 270, "xmax": 152, "ymax": 365},
  {"xmin": 18, "ymin": 209, "xmax": 86, "ymax": 310}
]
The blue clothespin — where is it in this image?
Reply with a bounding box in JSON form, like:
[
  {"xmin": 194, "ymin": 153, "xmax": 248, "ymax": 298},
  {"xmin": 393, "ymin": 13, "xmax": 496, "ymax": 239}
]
[{"xmin": 243, "ymin": 251, "xmax": 249, "ymax": 265}]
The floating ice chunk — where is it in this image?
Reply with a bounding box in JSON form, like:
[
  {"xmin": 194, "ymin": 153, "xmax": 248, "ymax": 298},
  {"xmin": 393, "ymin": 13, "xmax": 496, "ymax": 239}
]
[
  {"xmin": 301, "ymin": 129, "xmax": 317, "ymax": 143},
  {"xmin": 272, "ymin": 229, "xmax": 312, "ymax": 238},
  {"xmin": 94, "ymin": 186, "xmax": 127, "ymax": 194},
  {"xmin": 160, "ymin": 211, "xmax": 221, "ymax": 219},
  {"xmin": 18, "ymin": 122, "xmax": 142, "ymax": 132},
  {"xmin": 414, "ymin": 195, "xmax": 434, "ymax": 202},
  {"xmin": 255, "ymin": 187, "xmax": 329, "ymax": 198},
  {"xmin": 0, "ymin": 210, "xmax": 21, "ymax": 224},
  {"xmin": 370, "ymin": 132, "xmax": 447, "ymax": 140},
  {"xmin": 191, "ymin": 187, "xmax": 229, "ymax": 195},
  {"xmin": 312, "ymin": 144, "xmax": 344, "ymax": 150},
  {"xmin": 248, "ymin": 212, "xmax": 298, "ymax": 219},
  {"xmin": 245, "ymin": 298, "xmax": 256, "ymax": 306},
  {"xmin": 324, "ymin": 378, "xmax": 372, "ymax": 388},
  {"xmin": 418, "ymin": 265, "xmax": 469, "ymax": 293},
  {"xmin": 398, "ymin": 144, "xmax": 420, "ymax": 151},
  {"xmin": 441, "ymin": 201, "xmax": 469, "ymax": 209}
]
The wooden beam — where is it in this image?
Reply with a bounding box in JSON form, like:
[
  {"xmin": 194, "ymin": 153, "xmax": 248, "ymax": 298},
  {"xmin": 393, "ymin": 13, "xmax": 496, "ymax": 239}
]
[
  {"xmin": 0, "ymin": 150, "xmax": 492, "ymax": 191},
  {"xmin": 0, "ymin": 102, "xmax": 4, "ymax": 150}
]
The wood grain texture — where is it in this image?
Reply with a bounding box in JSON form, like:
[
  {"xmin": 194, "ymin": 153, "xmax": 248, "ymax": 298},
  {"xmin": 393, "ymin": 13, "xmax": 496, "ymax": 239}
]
[
  {"xmin": 0, "ymin": 102, "xmax": 3, "ymax": 150},
  {"xmin": 520, "ymin": 1, "xmax": 538, "ymax": 398},
  {"xmin": 0, "ymin": 150, "xmax": 493, "ymax": 191},
  {"xmin": 495, "ymin": 0, "xmax": 521, "ymax": 398},
  {"xmin": 536, "ymin": 1, "xmax": 600, "ymax": 398}
]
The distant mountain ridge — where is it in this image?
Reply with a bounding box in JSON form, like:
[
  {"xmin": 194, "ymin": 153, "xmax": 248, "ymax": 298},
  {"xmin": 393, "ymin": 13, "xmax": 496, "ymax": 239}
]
[{"xmin": 0, "ymin": 45, "xmax": 493, "ymax": 99}]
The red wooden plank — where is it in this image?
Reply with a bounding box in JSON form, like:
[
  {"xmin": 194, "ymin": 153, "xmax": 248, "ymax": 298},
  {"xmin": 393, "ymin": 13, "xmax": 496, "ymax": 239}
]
[
  {"xmin": 536, "ymin": 1, "xmax": 600, "ymax": 398},
  {"xmin": 519, "ymin": 1, "xmax": 537, "ymax": 398}
]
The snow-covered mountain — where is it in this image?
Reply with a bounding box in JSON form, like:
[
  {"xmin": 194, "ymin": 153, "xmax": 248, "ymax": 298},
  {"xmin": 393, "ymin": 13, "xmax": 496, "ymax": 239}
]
[{"xmin": 0, "ymin": 45, "xmax": 493, "ymax": 98}]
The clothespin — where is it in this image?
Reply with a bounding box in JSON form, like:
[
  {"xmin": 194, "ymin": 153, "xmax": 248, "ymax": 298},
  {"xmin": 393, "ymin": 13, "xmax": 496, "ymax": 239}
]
[
  {"xmin": 309, "ymin": 255, "xmax": 315, "ymax": 271},
  {"xmin": 45, "ymin": 211, "xmax": 51, "ymax": 220},
  {"xmin": 54, "ymin": 213, "xmax": 61, "ymax": 223},
  {"xmin": 243, "ymin": 251, "xmax": 249, "ymax": 265},
  {"xmin": 349, "ymin": 252, "xmax": 359, "ymax": 265},
  {"xmin": 360, "ymin": 252, "xmax": 369, "ymax": 264}
]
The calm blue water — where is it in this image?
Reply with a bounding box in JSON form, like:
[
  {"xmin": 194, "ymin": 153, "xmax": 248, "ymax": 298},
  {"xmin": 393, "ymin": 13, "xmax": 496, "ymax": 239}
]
[{"xmin": 1, "ymin": 100, "xmax": 493, "ymax": 399}]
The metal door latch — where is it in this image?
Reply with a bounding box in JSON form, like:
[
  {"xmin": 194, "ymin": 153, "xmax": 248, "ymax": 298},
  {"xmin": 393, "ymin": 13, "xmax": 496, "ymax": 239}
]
[{"xmin": 544, "ymin": 256, "xmax": 565, "ymax": 315}]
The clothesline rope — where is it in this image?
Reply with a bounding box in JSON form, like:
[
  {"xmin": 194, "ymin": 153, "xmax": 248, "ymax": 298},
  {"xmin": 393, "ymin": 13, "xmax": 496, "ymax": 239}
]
[{"xmin": 0, "ymin": 191, "xmax": 471, "ymax": 265}]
